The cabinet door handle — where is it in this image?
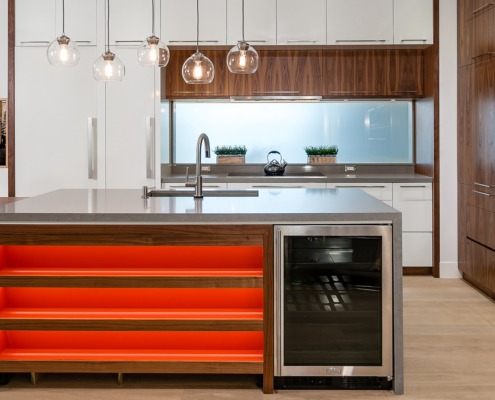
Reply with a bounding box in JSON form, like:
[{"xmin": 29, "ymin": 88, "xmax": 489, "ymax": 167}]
[
  {"xmin": 474, "ymin": 181, "xmax": 495, "ymax": 188},
  {"xmin": 114, "ymin": 40, "xmax": 142, "ymax": 43},
  {"xmin": 146, "ymin": 117, "xmax": 155, "ymax": 180},
  {"xmin": 472, "ymin": 52, "xmax": 495, "ymax": 59},
  {"xmin": 169, "ymin": 40, "xmax": 220, "ymax": 43},
  {"xmin": 19, "ymin": 41, "xmax": 50, "ymax": 44},
  {"xmin": 472, "ymin": 3, "xmax": 494, "ymax": 14},
  {"xmin": 286, "ymin": 39, "xmax": 319, "ymax": 43},
  {"xmin": 244, "ymin": 40, "xmax": 268, "ymax": 43},
  {"xmin": 87, "ymin": 117, "xmax": 97, "ymax": 180},
  {"xmin": 336, "ymin": 185, "xmax": 386, "ymax": 188},
  {"xmin": 335, "ymin": 39, "xmax": 387, "ymax": 43},
  {"xmin": 392, "ymin": 90, "xmax": 419, "ymax": 93},
  {"xmin": 330, "ymin": 91, "xmax": 380, "ymax": 94},
  {"xmin": 399, "ymin": 185, "xmax": 428, "ymax": 188},
  {"xmin": 252, "ymin": 185, "xmax": 303, "ymax": 188},
  {"xmin": 473, "ymin": 190, "xmax": 494, "ymax": 197},
  {"xmin": 400, "ymin": 39, "xmax": 427, "ymax": 43}
]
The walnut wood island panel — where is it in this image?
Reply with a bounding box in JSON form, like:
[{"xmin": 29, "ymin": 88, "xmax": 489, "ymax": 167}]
[{"xmin": 0, "ymin": 188, "xmax": 404, "ymax": 394}]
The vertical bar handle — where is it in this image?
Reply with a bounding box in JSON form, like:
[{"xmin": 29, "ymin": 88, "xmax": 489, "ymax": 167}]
[
  {"xmin": 87, "ymin": 117, "xmax": 97, "ymax": 180},
  {"xmin": 146, "ymin": 117, "xmax": 155, "ymax": 179}
]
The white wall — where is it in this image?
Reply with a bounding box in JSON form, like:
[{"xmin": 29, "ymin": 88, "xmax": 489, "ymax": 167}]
[
  {"xmin": 0, "ymin": 0, "xmax": 8, "ymax": 196},
  {"xmin": 439, "ymin": 0, "xmax": 460, "ymax": 278}
]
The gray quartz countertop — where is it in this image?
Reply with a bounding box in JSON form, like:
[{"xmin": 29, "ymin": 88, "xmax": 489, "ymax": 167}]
[
  {"xmin": 0, "ymin": 188, "xmax": 400, "ymax": 225},
  {"xmin": 161, "ymin": 172, "xmax": 432, "ymax": 184}
]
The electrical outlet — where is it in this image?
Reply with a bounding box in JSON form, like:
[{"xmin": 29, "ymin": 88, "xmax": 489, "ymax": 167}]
[
  {"xmin": 344, "ymin": 165, "xmax": 356, "ymax": 172},
  {"xmin": 201, "ymin": 165, "xmax": 211, "ymax": 172}
]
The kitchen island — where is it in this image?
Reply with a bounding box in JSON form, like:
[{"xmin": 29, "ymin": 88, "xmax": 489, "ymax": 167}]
[{"xmin": 0, "ymin": 188, "xmax": 403, "ymax": 394}]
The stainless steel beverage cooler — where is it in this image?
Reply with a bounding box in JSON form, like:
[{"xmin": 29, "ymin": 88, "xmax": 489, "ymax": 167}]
[{"xmin": 274, "ymin": 224, "xmax": 393, "ymax": 389}]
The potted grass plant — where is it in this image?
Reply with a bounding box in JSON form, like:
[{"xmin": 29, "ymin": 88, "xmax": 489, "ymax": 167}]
[
  {"xmin": 304, "ymin": 145, "xmax": 339, "ymax": 164},
  {"xmin": 214, "ymin": 145, "xmax": 247, "ymax": 164}
]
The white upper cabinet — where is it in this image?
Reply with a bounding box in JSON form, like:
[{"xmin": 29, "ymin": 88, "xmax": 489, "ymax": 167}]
[
  {"xmin": 393, "ymin": 0, "xmax": 433, "ymax": 44},
  {"xmin": 161, "ymin": 0, "xmax": 227, "ymax": 46},
  {"xmin": 16, "ymin": 0, "xmax": 97, "ymax": 46},
  {"xmin": 277, "ymin": 0, "xmax": 326, "ymax": 45},
  {"xmin": 63, "ymin": 0, "xmax": 98, "ymax": 45},
  {"xmin": 16, "ymin": 0, "xmax": 56, "ymax": 45},
  {"xmin": 109, "ymin": 0, "xmax": 153, "ymax": 46},
  {"xmin": 227, "ymin": 0, "xmax": 276, "ymax": 46},
  {"xmin": 327, "ymin": 0, "xmax": 394, "ymax": 45}
]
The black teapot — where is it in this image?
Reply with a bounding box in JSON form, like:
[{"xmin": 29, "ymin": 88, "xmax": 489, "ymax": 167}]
[{"xmin": 264, "ymin": 151, "xmax": 287, "ymax": 176}]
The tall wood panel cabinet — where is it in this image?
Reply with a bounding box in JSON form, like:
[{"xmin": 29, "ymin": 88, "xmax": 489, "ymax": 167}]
[{"xmin": 458, "ymin": 0, "xmax": 495, "ymax": 298}]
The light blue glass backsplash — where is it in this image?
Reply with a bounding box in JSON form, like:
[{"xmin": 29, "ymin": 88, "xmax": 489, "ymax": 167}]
[{"xmin": 165, "ymin": 101, "xmax": 413, "ymax": 164}]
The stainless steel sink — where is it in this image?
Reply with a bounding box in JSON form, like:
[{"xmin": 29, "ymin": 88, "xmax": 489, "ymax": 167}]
[
  {"xmin": 227, "ymin": 172, "xmax": 326, "ymax": 177},
  {"xmin": 147, "ymin": 189, "xmax": 259, "ymax": 197}
]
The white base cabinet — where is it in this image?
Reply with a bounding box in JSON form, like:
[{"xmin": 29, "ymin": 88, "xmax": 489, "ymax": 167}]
[{"xmin": 227, "ymin": 182, "xmax": 326, "ymax": 189}]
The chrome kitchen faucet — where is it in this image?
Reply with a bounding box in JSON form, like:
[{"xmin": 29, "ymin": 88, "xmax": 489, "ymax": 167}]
[{"xmin": 185, "ymin": 133, "xmax": 211, "ymax": 198}]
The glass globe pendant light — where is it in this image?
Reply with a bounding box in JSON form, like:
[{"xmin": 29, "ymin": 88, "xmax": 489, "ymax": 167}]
[
  {"xmin": 226, "ymin": 0, "xmax": 258, "ymax": 74},
  {"xmin": 138, "ymin": 0, "xmax": 170, "ymax": 67},
  {"xmin": 47, "ymin": 0, "xmax": 80, "ymax": 66},
  {"xmin": 182, "ymin": 0, "xmax": 214, "ymax": 84},
  {"xmin": 93, "ymin": 0, "xmax": 125, "ymax": 81}
]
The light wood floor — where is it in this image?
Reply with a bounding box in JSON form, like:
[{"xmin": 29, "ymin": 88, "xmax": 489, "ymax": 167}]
[{"xmin": 0, "ymin": 276, "xmax": 494, "ymax": 399}]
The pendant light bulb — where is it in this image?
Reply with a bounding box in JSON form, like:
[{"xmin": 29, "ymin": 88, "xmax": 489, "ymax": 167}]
[
  {"xmin": 93, "ymin": 0, "xmax": 125, "ymax": 81},
  {"xmin": 182, "ymin": 52, "xmax": 214, "ymax": 84},
  {"xmin": 183, "ymin": 0, "xmax": 215, "ymax": 84},
  {"xmin": 227, "ymin": 0, "xmax": 258, "ymax": 74},
  {"xmin": 93, "ymin": 51, "xmax": 125, "ymax": 81},
  {"xmin": 138, "ymin": 36, "xmax": 170, "ymax": 67},
  {"xmin": 227, "ymin": 41, "xmax": 258, "ymax": 74},
  {"xmin": 47, "ymin": 35, "xmax": 80, "ymax": 66}
]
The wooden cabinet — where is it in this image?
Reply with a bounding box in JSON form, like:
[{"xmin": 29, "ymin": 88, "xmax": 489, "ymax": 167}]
[
  {"xmin": 327, "ymin": 0, "xmax": 393, "ymax": 45},
  {"xmin": 229, "ymin": 50, "xmax": 323, "ymax": 97},
  {"xmin": 0, "ymin": 224, "xmax": 274, "ymax": 394},
  {"xmin": 163, "ymin": 50, "xmax": 230, "ymax": 98},
  {"xmin": 393, "ymin": 0, "xmax": 433, "ymax": 45},
  {"xmin": 277, "ymin": 0, "xmax": 326, "ymax": 45},
  {"xmin": 226, "ymin": 0, "xmax": 276, "ymax": 46},
  {"xmin": 324, "ymin": 49, "xmax": 423, "ymax": 98},
  {"xmin": 458, "ymin": 65, "xmax": 476, "ymax": 185},
  {"xmin": 161, "ymin": 0, "xmax": 227, "ymax": 46}
]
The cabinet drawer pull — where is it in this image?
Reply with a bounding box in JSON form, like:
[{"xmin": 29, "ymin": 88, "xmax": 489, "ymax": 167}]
[
  {"xmin": 244, "ymin": 40, "xmax": 268, "ymax": 43},
  {"xmin": 474, "ymin": 182, "xmax": 495, "ymax": 188},
  {"xmin": 286, "ymin": 39, "xmax": 319, "ymax": 43},
  {"xmin": 400, "ymin": 39, "xmax": 427, "ymax": 43},
  {"xmin": 169, "ymin": 40, "xmax": 220, "ymax": 43},
  {"xmin": 75, "ymin": 41, "xmax": 92, "ymax": 43},
  {"xmin": 330, "ymin": 90, "xmax": 380, "ymax": 94},
  {"xmin": 472, "ymin": 2, "xmax": 494, "ymax": 14},
  {"xmin": 335, "ymin": 39, "xmax": 387, "ymax": 43},
  {"xmin": 392, "ymin": 90, "xmax": 418, "ymax": 93},
  {"xmin": 473, "ymin": 190, "xmax": 493, "ymax": 196},
  {"xmin": 336, "ymin": 185, "xmax": 386, "ymax": 188},
  {"xmin": 20, "ymin": 41, "xmax": 49, "ymax": 44},
  {"xmin": 399, "ymin": 185, "xmax": 428, "ymax": 188},
  {"xmin": 472, "ymin": 52, "xmax": 495, "ymax": 60},
  {"xmin": 252, "ymin": 185, "xmax": 303, "ymax": 188},
  {"xmin": 114, "ymin": 40, "xmax": 142, "ymax": 43},
  {"xmin": 253, "ymin": 90, "xmax": 299, "ymax": 94}
]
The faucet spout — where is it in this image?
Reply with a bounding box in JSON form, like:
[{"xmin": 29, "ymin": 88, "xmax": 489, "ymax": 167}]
[{"xmin": 191, "ymin": 133, "xmax": 211, "ymax": 198}]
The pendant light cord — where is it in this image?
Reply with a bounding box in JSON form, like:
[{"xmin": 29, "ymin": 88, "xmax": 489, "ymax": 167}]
[
  {"xmin": 151, "ymin": 0, "xmax": 155, "ymax": 36},
  {"xmin": 106, "ymin": 0, "xmax": 110, "ymax": 52},
  {"xmin": 196, "ymin": 0, "xmax": 199, "ymax": 53},
  {"xmin": 62, "ymin": 0, "xmax": 65, "ymax": 35},
  {"xmin": 241, "ymin": 0, "xmax": 245, "ymax": 43}
]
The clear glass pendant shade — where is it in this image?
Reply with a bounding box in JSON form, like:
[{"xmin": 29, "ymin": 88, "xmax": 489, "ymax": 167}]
[
  {"xmin": 92, "ymin": 51, "xmax": 125, "ymax": 81},
  {"xmin": 137, "ymin": 35, "xmax": 170, "ymax": 67},
  {"xmin": 182, "ymin": 52, "xmax": 215, "ymax": 84},
  {"xmin": 226, "ymin": 42, "xmax": 258, "ymax": 74},
  {"xmin": 47, "ymin": 35, "xmax": 80, "ymax": 66}
]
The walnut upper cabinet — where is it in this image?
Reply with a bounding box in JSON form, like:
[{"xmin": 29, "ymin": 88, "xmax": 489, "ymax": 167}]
[
  {"xmin": 324, "ymin": 49, "xmax": 423, "ymax": 98},
  {"xmin": 459, "ymin": 0, "xmax": 495, "ymax": 66}
]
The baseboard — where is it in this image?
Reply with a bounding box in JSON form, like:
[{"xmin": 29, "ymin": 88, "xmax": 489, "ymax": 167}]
[
  {"xmin": 403, "ymin": 267, "xmax": 432, "ymax": 276},
  {"xmin": 439, "ymin": 262, "xmax": 461, "ymax": 278}
]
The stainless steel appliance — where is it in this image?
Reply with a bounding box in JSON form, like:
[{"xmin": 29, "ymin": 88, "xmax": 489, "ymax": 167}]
[{"xmin": 274, "ymin": 224, "xmax": 393, "ymax": 389}]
